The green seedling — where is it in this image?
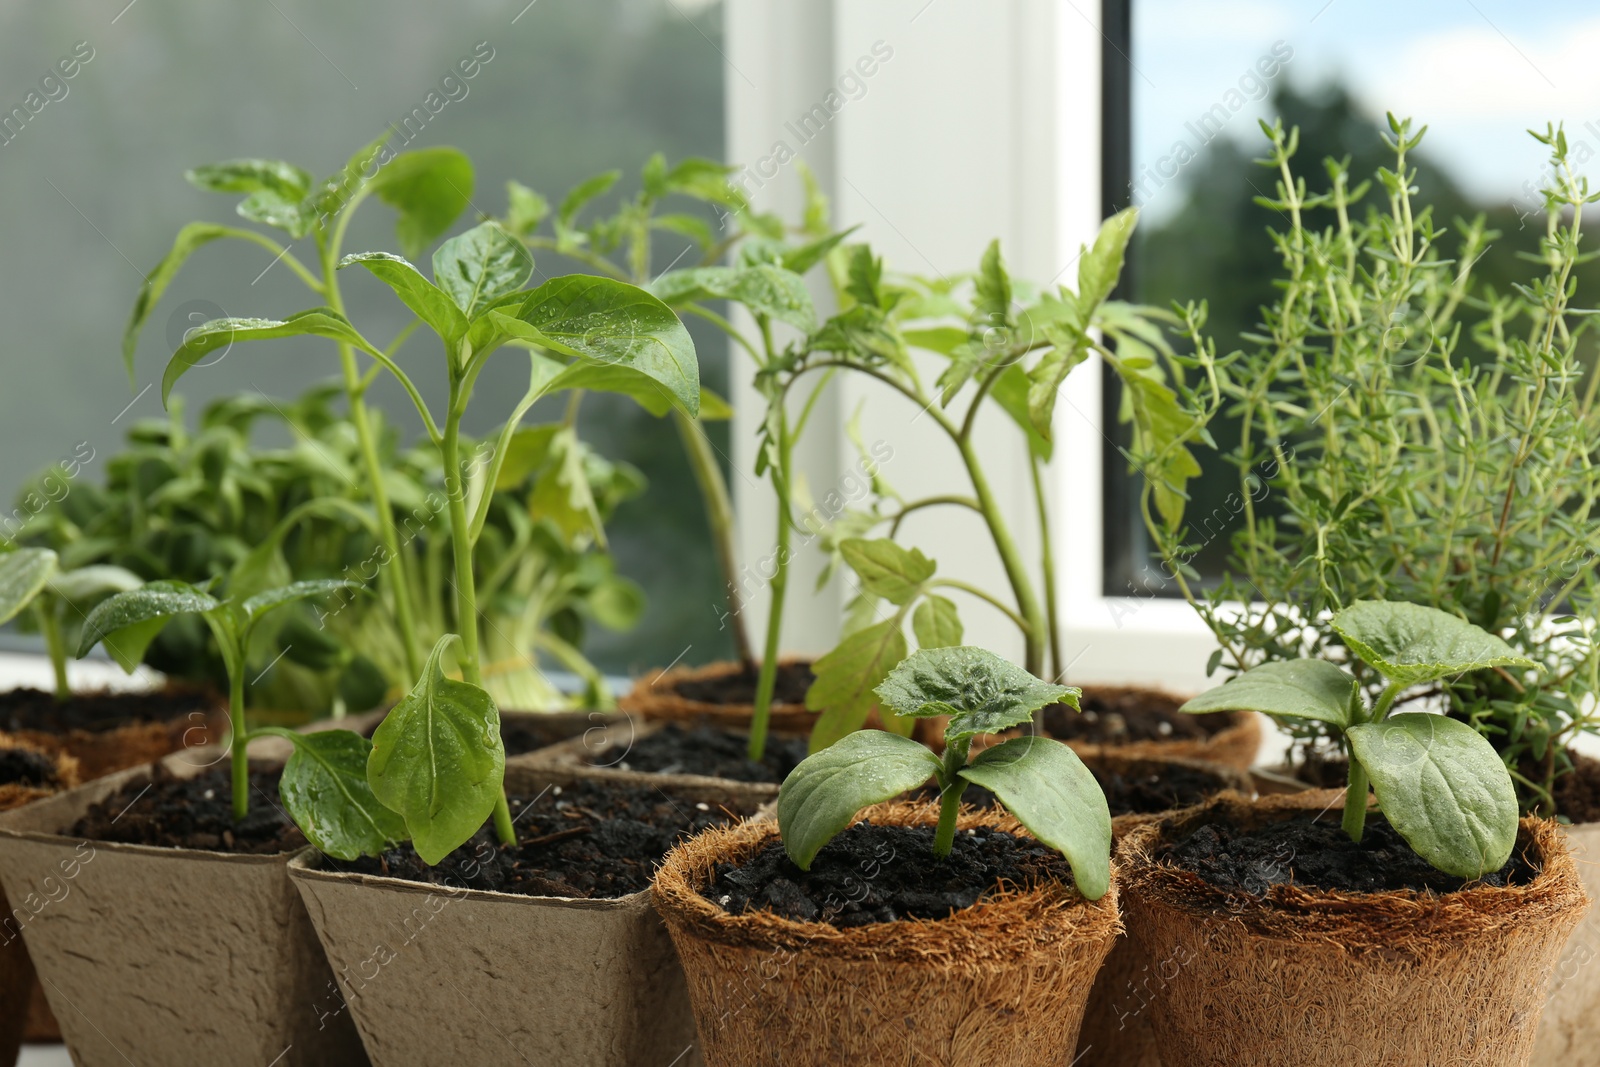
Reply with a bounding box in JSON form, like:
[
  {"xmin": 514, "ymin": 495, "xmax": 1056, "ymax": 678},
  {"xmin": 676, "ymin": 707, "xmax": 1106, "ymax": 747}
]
[
  {"xmin": 0, "ymin": 547, "xmax": 141, "ymax": 698},
  {"xmin": 1182, "ymin": 600, "xmax": 1533, "ymax": 878},
  {"xmin": 777, "ymin": 646, "xmax": 1112, "ymax": 900}
]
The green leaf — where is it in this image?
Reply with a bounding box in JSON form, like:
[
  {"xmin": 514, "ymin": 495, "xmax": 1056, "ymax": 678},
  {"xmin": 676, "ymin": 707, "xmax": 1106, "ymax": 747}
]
[
  {"xmin": 241, "ymin": 580, "xmax": 361, "ymax": 631},
  {"xmin": 1077, "ymin": 207, "xmax": 1138, "ymax": 310},
  {"xmin": 0, "ymin": 549, "xmax": 57, "ymax": 627},
  {"xmin": 1116, "ymin": 367, "xmax": 1202, "ymax": 531},
  {"xmin": 1347, "ymin": 714, "xmax": 1519, "ymax": 878},
  {"xmin": 162, "ymin": 309, "xmax": 372, "ymax": 405},
  {"xmin": 806, "ymin": 618, "xmax": 908, "ymax": 751},
  {"xmin": 651, "ymin": 265, "xmax": 816, "ymax": 332},
  {"xmin": 368, "ymin": 147, "xmax": 475, "ymax": 260},
  {"xmin": 1180, "ymin": 659, "xmax": 1356, "ymax": 728},
  {"xmin": 504, "ymin": 180, "xmax": 550, "ymax": 238},
  {"xmin": 186, "ymin": 158, "xmax": 313, "ymax": 200},
  {"xmin": 45, "ymin": 565, "xmax": 141, "ymax": 605},
  {"xmin": 1026, "ymin": 336, "xmax": 1091, "ymax": 441},
  {"xmin": 503, "ymin": 275, "xmax": 701, "ymax": 417},
  {"xmin": 990, "ymin": 363, "xmax": 1053, "ymax": 460},
  {"xmin": 777, "ymin": 730, "xmax": 942, "ymax": 869},
  {"xmin": 874, "ymin": 646, "xmax": 1076, "ymax": 743},
  {"xmin": 266, "ymin": 728, "xmax": 408, "ymax": 861},
  {"xmin": 1331, "ymin": 601, "xmax": 1537, "ymax": 688},
  {"xmin": 839, "ymin": 538, "xmax": 934, "ymax": 606},
  {"xmin": 526, "ymin": 426, "xmax": 604, "ymax": 545},
  {"xmin": 960, "ymin": 737, "xmax": 1112, "ymax": 899},
  {"xmin": 368, "ymin": 634, "xmax": 505, "ymax": 865},
  {"xmin": 340, "ymin": 252, "xmax": 469, "ymax": 343},
  {"xmin": 432, "ymin": 222, "xmax": 533, "ymax": 319},
  {"xmin": 558, "ymin": 170, "xmax": 621, "ymax": 227},
  {"xmin": 77, "ymin": 580, "xmax": 219, "ymax": 659},
  {"xmin": 698, "ymin": 388, "xmax": 734, "ymax": 421},
  {"xmin": 912, "ymin": 595, "xmax": 963, "ymax": 649},
  {"xmin": 973, "ymin": 239, "xmax": 1012, "ymax": 327}
]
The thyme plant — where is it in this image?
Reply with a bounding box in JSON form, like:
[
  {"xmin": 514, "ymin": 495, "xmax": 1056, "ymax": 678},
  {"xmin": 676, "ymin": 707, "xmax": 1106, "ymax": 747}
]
[{"xmin": 1142, "ymin": 117, "xmax": 1600, "ymax": 812}]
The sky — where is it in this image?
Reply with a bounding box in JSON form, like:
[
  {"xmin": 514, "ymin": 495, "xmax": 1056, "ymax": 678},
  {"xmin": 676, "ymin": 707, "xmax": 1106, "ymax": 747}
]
[{"xmin": 1133, "ymin": 0, "xmax": 1600, "ymax": 223}]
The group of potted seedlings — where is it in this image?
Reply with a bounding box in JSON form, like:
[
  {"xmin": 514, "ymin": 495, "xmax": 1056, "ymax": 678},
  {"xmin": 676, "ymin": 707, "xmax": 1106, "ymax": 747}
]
[{"xmin": 0, "ymin": 113, "xmax": 1597, "ymax": 1066}]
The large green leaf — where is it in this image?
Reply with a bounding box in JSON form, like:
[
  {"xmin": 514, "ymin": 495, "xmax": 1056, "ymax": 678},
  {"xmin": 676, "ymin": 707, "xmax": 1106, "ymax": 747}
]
[
  {"xmin": 959, "ymin": 737, "xmax": 1112, "ymax": 899},
  {"xmin": 368, "ymin": 635, "xmax": 505, "ymax": 865},
  {"xmin": 1347, "ymin": 713, "xmax": 1519, "ymax": 878},
  {"xmin": 432, "ymin": 221, "xmax": 533, "ymax": 319},
  {"xmin": 875, "ymin": 646, "xmax": 1076, "ymax": 743},
  {"xmin": 806, "ymin": 618, "xmax": 908, "ymax": 751},
  {"xmin": 912, "ymin": 595, "xmax": 963, "ymax": 649},
  {"xmin": 777, "ymin": 729, "xmax": 942, "ymax": 869},
  {"xmin": 1180, "ymin": 659, "xmax": 1357, "ymax": 728},
  {"xmin": 839, "ymin": 538, "xmax": 934, "ymax": 606},
  {"xmin": 651, "ymin": 264, "xmax": 816, "ymax": 332},
  {"xmin": 262, "ymin": 728, "xmax": 408, "ymax": 861},
  {"xmin": 500, "ymin": 275, "xmax": 701, "ymax": 417},
  {"xmin": 162, "ymin": 309, "xmax": 371, "ymax": 405},
  {"xmin": 1331, "ymin": 601, "xmax": 1536, "ymax": 687},
  {"xmin": 368, "ymin": 147, "xmax": 475, "ymax": 260},
  {"xmin": 77, "ymin": 580, "xmax": 219, "ymax": 659},
  {"xmin": 340, "ymin": 252, "xmax": 468, "ymax": 343},
  {"xmin": 0, "ymin": 549, "xmax": 58, "ymax": 627}
]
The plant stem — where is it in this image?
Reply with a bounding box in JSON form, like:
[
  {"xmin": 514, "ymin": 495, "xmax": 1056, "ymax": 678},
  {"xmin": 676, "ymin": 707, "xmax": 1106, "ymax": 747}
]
[
  {"xmin": 1030, "ymin": 454, "xmax": 1063, "ymax": 681},
  {"xmin": 673, "ymin": 410, "xmax": 755, "ymax": 668},
  {"xmin": 955, "ymin": 432, "xmax": 1046, "ymax": 675},
  {"xmin": 441, "ymin": 385, "xmax": 516, "ymax": 847},
  {"xmin": 230, "ymin": 655, "xmax": 248, "ymax": 822},
  {"xmin": 749, "ymin": 408, "xmax": 792, "ymax": 762},
  {"xmin": 1341, "ymin": 757, "xmax": 1370, "ymax": 843},
  {"xmin": 932, "ymin": 737, "xmax": 972, "ymax": 859},
  {"xmin": 34, "ymin": 603, "xmax": 69, "ymax": 700}
]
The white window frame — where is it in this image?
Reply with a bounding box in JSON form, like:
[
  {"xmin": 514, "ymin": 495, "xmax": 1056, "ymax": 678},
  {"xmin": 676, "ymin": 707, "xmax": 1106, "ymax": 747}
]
[{"xmin": 724, "ymin": 0, "xmax": 1217, "ymax": 697}]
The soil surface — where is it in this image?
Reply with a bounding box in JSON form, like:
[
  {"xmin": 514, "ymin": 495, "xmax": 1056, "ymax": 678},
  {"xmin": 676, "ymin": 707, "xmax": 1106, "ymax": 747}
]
[
  {"xmin": 0, "ymin": 686, "xmax": 215, "ymax": 735},
  {"xmin": 348, "ymin": 779, "xmax": 747, "ymax": 899},
  {"xmin": 914, "ymin": 762, "xmax": 1230, "ymax": 818},
  {"xmin": 705, "ymin": 822, "xmax": 1076, "ymax": 928},
  {"xmin": 360, "ymin": 714, "xmax": 585, "ymax": 758},
  {"xmin": 1044, "ymin": 689, "xmax": 1226, "ymax": 745},
  {"xmin": 1161, "ymin": 811, "xmax": 1538, "ymax": 895},
  {"xmin": 671, "ymin": 661, "xmax": 815, "ymax": 707},
  {"xmin": 0, "ymin": 748, "xmax": 59, "ymax": 788},
  {"xmin": 590, "ymin": 721, "xmax": 810, "ymax": 783},
  {"xmin": 1548, "ymin": 751, "xmax": 1600, "ymax": 824},
  {"xmin": 73, "ymin": 763, "xmax": 305, "ymax": 854}
]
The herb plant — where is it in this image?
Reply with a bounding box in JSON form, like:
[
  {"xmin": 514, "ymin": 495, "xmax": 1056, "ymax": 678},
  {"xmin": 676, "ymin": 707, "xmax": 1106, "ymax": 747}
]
[
  {"xmin": 1183, "ymin": 600, "xmax": 1529, "ymax": 878},
  {"xmin": 160, "ymin": 203, "xmax": 700, "ymax": 860},
  {"xmin": 0, "ymin": 547, "xmax": 141, "ymax": 698},
  {"xmin": 1141, "ymin": 117, "xmax": 1600, "ymax": 813},
  {"xmin": 777, "ymin": 646, "xmax": 1112, "ymax": 900}
]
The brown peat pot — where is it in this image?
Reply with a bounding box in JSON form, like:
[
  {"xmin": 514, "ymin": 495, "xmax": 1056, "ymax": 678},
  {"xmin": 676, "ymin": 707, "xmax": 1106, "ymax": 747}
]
[
  {"xmin": 0, "ymin": 683, "xmax": 227, "ymax": 781},
  {"xmin": 653, "ymin": 801, "xmax": 1121, "ymax": 1067},
  {"xmin": 619, "ymin": 657, "xmax": 818, "ymax": 733},
  {"xmin": 0, "ymin": 755, "xmax": 366, "ymax": 1067},
  {"xmin": 1049, "ymin": 685, "xmax": 1261, "ymax": 769},
  {"xmin": 289, "ymin": 765, "xmax": 761, "ymax": 1067},
  {"xmin": 1117, "ymin": 791, "xmax": 1588, "ymax": 1067}
]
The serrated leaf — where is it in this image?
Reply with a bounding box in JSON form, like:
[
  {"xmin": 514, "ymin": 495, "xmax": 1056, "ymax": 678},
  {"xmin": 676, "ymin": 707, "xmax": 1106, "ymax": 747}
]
[
  {"xmin": 1026, "ymin": 337, "xmax": 1091, "ymax": 440},
  {"xmin": 340, "ymin": 252, "xmax": 469, "ymax": 343},
  {"xmin": 432, "ymin": 222, "xmax": 533, "ymax": 319},
  {"xmin": 0, "ymin": 549, "xmax": 57, "ymax": 627},
  {"xmin": 1347, "ymin": 714, "xmax": 1518, "ymax": 878},
  {"xmin": 368, "ymin": 634, "xmax": 505, "ymax": 865},
  {"xmin": 368, "ymin": 147, "xmax": 475, "ymax": 260},
  {"xmin": 875, "ymin": 646, "xmax": 1076, "ymax": 743},
  {"xmin": 960, "ymin": 737, "xmax": 1111, "ymax": 899},
  {"xmin": 1330, "ymin": 601, "xmax": 1537, "ymax": 687},
  {"xmin": 806, "ymin": 618, "xmax": 907, "ymax": 751},
  {"xmin": 267, "ymin": 728, "xmax": 408, "ymax": 861},
  {"xmin": 777, "ymin": 729, "xmax": 941, "ymax": 869},
  {"xmin": 839, "ymin": 538, "xmax": 934, "ymax": 606},
  {"xmin": 912, "ymin": 595, "xmax": 963, "ymax": 649},
  {"xmin": 1077, "ymin": 207, "xmax": 1138, "ymax": 310},
  {"xmin": 1180, "ymin": 659, "xmax": 1356, "ymax": 728},
  {"xmin": 973, "ymin": 239, "xmax": 1012, "ymax": 327}
]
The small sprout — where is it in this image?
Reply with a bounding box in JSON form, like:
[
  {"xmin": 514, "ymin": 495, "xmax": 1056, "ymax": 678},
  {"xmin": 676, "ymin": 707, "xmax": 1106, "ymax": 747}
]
[{"xmin": 776, "ymin": 646, "xmax": 1112, "ymax": 900}]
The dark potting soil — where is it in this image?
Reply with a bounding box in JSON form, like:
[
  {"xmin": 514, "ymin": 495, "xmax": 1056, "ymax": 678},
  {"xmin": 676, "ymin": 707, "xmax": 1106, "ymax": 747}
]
[
  {"xmin": 0, "ymin": 685, "xmax": 215, "ymax": 735},
  {"xmin": 1043, "ymin": 688, "xmax": 1225, "ymax": 745},
  {"xmin": 0, "ymin": 747, "xmax": 59, "ymax": 788},
  {"xmin": 589, "ymin": 721, "xmax": 810, "ymax": 784},
  {"xmin": 72, "ymin": 763, "xmax": 305, "ymax": 855},
  {"xmin": 671, "ymin": 661, "xmax": 815, "ymax": 707},
  {"xmin": 704, "ymin": 822, "xmax": 1076, "ymax": 928},
  {"xmin": 1548, "ymin": 751, "xmax": 1600, "ymax": 824},
  {"xmin": 359, "ymin": 714, "xmax": 582, "ymax": 758},
  {"xmin": 346, "ymin": 778, "xmax": 746, "ymax": 899},
  {"xmin": 912, "ymin": 762, "xmax": 1229, "ymax": 818},
  {"xmin": 1161, "ymin": 811, "xmax": 1539, "ymax": 896}
]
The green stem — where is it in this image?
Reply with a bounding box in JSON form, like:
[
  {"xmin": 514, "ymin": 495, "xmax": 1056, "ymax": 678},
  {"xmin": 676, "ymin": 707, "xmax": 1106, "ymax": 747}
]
[
  {"xmin": 1341, "ymin": 757, "xmax": 1370, "ymax": 843},
  {"xmin": 34, "ymin": 603, "xmax": 69, "ymax": 700},
  {"xmin": 749, "ymin": 410, "xmax": 792, "ymax": 762},
  {"xmin": 1030, "ymin": 454, "xmax": 1063, "ymax": 680},
  {"xmin": 932, "ymin": 737, "xmax": 972, "ymax": 859},
  {"xmin": 955, "ymin": 432, "xmax": 1046, "ymax": 675},
  {"xmin": 230, "ymin": 657, "xmax": 248, "ymax": 822},
  {"xmin": 673, "ymin": 410, "xmax": 755, "ymax": 668}
]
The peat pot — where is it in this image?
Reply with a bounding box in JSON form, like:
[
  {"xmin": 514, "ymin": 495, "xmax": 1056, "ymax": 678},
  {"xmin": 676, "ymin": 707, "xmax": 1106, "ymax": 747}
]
[{"xmin": 653, "ymin": 801, "xmax": 1121, "ymax": 1067}]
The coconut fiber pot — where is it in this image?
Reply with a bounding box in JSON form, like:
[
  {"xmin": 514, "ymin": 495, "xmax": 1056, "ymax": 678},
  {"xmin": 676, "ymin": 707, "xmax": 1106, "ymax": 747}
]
[
  {"xmin": 1117, "ymin": 791, "xmax": 1588, "ymax": 1067},
  {"xmin": 620, "ymin": 658, "xmax": 818, "ymax": 734},
  {"xmin": 653, "ymin": 801, "xmax": 1121, "ymax": 1067},
  {"xmin": 0, "ymin": 757, "xmax": 366, "ymax": 1067},
  {"xmin": 288, "ymin": 765, "xmax": 761, "ymax": 1067},
  {"xmin": 1052, "ymin": 685, "xmax": 1261, "ymax": 769},
  {"xmin": 1, "ymin": 683, "xmax": 227, "ymax": 781}
]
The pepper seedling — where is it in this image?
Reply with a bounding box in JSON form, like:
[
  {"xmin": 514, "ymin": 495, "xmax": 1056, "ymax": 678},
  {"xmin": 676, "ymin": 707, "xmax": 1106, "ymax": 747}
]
[
  {"xmin": 0, "ymin": 547, "xmax": 142, "ymax": 698},
  {"xmin": 1182, "ymin": 600, "xmax": 1534, "ymax": 879},
  {"xmin": 776, "ymin": 646, "xmax": 1112, "ymax": 900}
]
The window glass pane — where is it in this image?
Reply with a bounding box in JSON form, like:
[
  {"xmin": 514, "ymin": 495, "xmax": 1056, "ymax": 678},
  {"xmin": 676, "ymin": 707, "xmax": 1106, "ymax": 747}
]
[
  {"xmin": 0, "ymin": 0, "xmax": 727, "ymax": 675},
  {"xmin": 1115, "ymin": 0, "xmax": 1593, "ymax": 594}
]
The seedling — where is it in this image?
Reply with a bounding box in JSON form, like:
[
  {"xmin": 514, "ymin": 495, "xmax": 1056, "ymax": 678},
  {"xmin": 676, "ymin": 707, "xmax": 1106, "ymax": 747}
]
[
  {"xmin": 776, "ymin": 646, "xmax": 1112, "ymax": 900},
  {"xmin": 1182, "ymin": 600, "xmax": 1532, "ymax": 879},
  {"xmin": 0, "ymin": 547, "xmax": 141, "ymax": 698}
]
